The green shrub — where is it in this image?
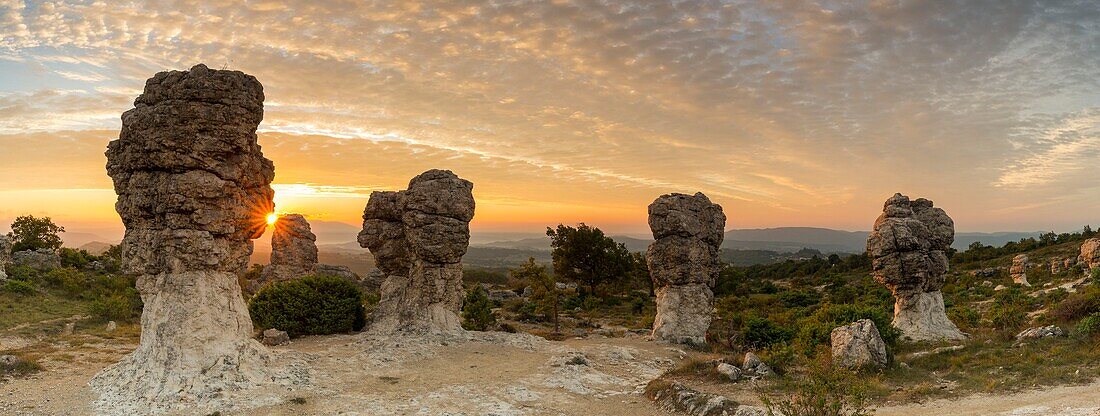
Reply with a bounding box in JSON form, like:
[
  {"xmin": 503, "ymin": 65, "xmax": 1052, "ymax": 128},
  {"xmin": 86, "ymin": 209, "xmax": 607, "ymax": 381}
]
[
  {"xmin": 1076, "ymin": 313, "xmax": 1100, "ymax": 338},
  {"xmin": 58, "ymin": 248, "xmax": 93, "ymax": 269},
  {"xmin": 743, "ymin": 317, "xmax": 793, "ymax": 350},
  {"xmin": 40, "ymin": 267, "xmax": 86, "ymax": 296},
  {"xmin": 5, "ymin": 265, "xmax": 38, "ymax": 282},
  {"xmin": 249, "ymin": 275, "xmax": 366, "ymax": 337},
  {"xmin": 756, "ymin": 358, "xmax": 872, "ymax": 416},
  {"xmin": 1049, "ymin": 287, "xmax": 1100, "ymax": 322},
  {"xmin": 948, "ymin": 305, "xmax": 981, "ymax": 331},
  {"xmin": 90, "ymin": 292, "xmax": 142, "ymax": 322},
  {"xmin": 4, "ymin": 279, "xmax": 36, "ymax": 295},
  {"xmin": 794, "ymin": 303, "xmax": 898, "ymax": 355},
  {"xmin": 988, "ymin": 288, "xmax": 1031, "ymax": 331},
  {"xmin": 461, "ymin": 286, "xmax": 496, "ymax": 331}
]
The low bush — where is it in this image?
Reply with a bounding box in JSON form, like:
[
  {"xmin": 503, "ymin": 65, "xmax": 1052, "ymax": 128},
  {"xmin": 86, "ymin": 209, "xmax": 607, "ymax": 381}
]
[
  {"xmin": 743, "ymin": 316, "xmax": 793, "ymax": 350},
  {"xmin": 461, "ymin": 285, "xmax": 496, "ymax": 331},
  {"xmin": 987, "ymin": 288, "xmax": 1031, "ymax": 331},
  {"xmin": 948, "ymin": 305, "xmax": 981, "ymax": 331},
  {"xmin": 58, "ymin": 248, "xmax": 94, "ymax": 269},
  {"xmin": 4, "ymin": 279, "xmax": 36, "ymax": 295},
  {"xmin": 1048, "ymin": 287, "xmax": 1100, "ymax": 323},
  {"xmin": 0, "ymin": 354, "xmax": 42, "ymax": 377},
  {"xmin": 756, "ymin": 358, "xmax": 872, "ymax": 416},
  {"xmin": 90, "ymin": 290, "xmax": 142, "ymax": 322},
  {"xmin": 1076, "ymin": 313, "xmax": 1100, "ymax": 338},
  {"xmin": 249, "ymin": 275, "xmax": 366, "ymax": 337},
  {"xmin": 40, "ymin": 267, "xmax": 86, "ymax": 296},
  {"xmin": 794, "ymin": 303, "xmax": 899, "ymax": 355}
]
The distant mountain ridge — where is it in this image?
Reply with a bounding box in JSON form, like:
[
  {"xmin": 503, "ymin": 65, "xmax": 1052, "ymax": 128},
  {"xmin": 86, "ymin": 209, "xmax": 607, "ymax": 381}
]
[{"xmin": 476, "ymin": 227, "xmax": 1048, "ymax": 254}]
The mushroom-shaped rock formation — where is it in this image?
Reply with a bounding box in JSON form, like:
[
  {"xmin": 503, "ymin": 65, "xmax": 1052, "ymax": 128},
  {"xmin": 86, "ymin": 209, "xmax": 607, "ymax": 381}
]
[
  {"xmin": 1081, "ymin": 238, "xmax": 1100, "ymax": 271},
  {"xmin": 647, "ymin": 192, "xmax": 725, "ymax": 345},
  {"xmin": 92, "ymin": 64, "xmax": 300, "ymax": 412},
  {"xmin": 1010, "ymin": 254, "xmax": 1030, "ymax": 286},
  {"xmin": 867, "ymin": 193, "xmax": 966, "ymax": 342},
  {"xmin": 358, "ymin": 169, "xmax": 474, "ymax": 334},
  {"xmin": 260, "ymin": 214, "xmax": 318, "ymax": 283}
]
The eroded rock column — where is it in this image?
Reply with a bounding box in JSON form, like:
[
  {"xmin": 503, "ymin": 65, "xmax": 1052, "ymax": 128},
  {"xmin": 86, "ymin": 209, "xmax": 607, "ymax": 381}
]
[
  {"xmin": 867, "ymin": 193, "xmax": 966, "ymax": 342},
  {"xmin": 260, "ymin": 214, "xmax": 318, "ymax": 283},
  {"xmin": 92, "ymin": 64, "xmax": 282, "ymax": 410},
  {"xmin": 1081, "ymin": 238, "xmax": 1100, "ymax": 270},
  {"xmin": 647, "ymin": 192, "xmax": 725, "ymax": 345},
  {"xmin": 358, "ymin": 170, "xmax": 474, "ymax": 334},
  {"xmin": 1010, "ymin": 254, "xmax": 1030, "ymax": 286}
]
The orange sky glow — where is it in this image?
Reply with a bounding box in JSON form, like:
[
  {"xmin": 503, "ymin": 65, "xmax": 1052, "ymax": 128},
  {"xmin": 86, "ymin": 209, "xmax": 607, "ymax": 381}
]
[{"xmin": 0, "ymin": 1, "xmax": 1097, "ymax": 244}]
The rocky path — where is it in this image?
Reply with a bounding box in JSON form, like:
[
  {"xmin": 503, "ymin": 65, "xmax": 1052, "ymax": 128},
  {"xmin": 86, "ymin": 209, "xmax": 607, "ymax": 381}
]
[{"xmin": 4, "ymin": 328, "xmax": 1100, "ymax": 415}]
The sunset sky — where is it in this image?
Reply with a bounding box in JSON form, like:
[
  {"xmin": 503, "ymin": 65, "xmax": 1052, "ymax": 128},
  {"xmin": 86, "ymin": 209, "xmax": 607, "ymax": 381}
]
[{"xmin": 1, "ymin": 1, "xmax": 1098, "ymax": 243}]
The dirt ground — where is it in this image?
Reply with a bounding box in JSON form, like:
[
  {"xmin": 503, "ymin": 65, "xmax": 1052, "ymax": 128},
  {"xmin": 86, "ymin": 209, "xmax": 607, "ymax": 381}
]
[{"xmin": 3, "ymin": 325, "xmax": 1100, "ymax": 415}]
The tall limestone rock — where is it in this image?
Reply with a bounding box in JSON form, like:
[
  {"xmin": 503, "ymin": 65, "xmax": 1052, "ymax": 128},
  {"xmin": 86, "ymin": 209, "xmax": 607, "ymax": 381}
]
[
  {"xmin": 1010, "ymin": 254, "xmax": 1030, "ymax": 286},
  {"xmin": 358, "ymin": 170, "xmax": 474, "ymax": 334},
  {"xmin": 867, "ymin": 193, "xmax": 966, "ymax": 342},
  {"xmin": 260, "ymin": 213, "xmax": 318, "ymax": 283},
  {"xmin": 1081, "ymin": 238, "xmax": 1100, "ymax": 271},
  {"xmin": 92, "ymin": 64, "xmax": 296, "ymax": 412},
  {"xmin": 0, "ymin": 235, "xmax": 10, "ymax": 279},
  {"xmin": 647, "ymin": 192, "xmax": 725, "ymax": 345}
]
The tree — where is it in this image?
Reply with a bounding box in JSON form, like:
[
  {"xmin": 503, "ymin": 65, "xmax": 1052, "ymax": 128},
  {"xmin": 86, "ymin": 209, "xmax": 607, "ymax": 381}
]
[
  {"xmin": 8, "ymin": 215, "xmax": 65, "ymax": 252},
  {"xmin": 546, "ymin": 223, "xmax": 632, "ymax": 296},
  {"xmin": 513, "ymin": 257, "xmax": 560, "ymax": 332},
  {"xmin": 461, "ymin": 285, "xmax": 496, "ymax": 331}
]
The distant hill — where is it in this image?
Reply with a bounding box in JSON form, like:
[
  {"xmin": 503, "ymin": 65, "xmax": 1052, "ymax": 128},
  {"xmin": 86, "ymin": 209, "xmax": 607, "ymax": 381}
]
[{"xmin": 78, "ymin": 241, "xmax": 114, "ymax": 255}]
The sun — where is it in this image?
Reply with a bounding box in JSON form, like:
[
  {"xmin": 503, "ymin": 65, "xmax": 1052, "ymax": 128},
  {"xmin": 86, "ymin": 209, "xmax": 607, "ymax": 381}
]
[{"xmin": 266, "ymin": 213, "xmax": 279, "ymax": 225}]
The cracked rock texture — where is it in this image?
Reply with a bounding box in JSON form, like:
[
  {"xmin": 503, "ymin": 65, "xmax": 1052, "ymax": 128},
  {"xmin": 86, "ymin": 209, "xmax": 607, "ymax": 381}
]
[
  {"xmin": 260, "ymin": 214, "xmax": 318, "ymax": 284},
  {"xmin": 867, "ymin": 193, "xmax": 966, "ymax": 342},
  {"xmin": 91, "ymin": 64, "xmax": 297, "ymax": 413},
  {"xmin": 0, "ymin": 235, "xmax": 10, "ymax": 279},
  {"xmin": 646, "ymin": 192, "xmax": 725, "ymax": 345},
  {"xmin": 1010, "ymin": 254, "xmax": 1030, "ymax": 286},
  {"xmin": 1081, "ymin": 238, "xmax": 1100, "ymax": 270},
  {"xmin": 358, "ymin": 169, "xmax": 474, "ymax": 334},
  {"xmin": 831, "ymin": 319, "xmax": 888, "ymax": 369}
]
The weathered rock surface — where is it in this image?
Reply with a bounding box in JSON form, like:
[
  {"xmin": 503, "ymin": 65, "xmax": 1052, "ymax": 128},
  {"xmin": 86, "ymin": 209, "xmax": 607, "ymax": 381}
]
[
  {"xmin": 11, "ymin": 248, "xmax": 61, "ymax": 272},
  {"xmin": 831, "ymin": 319, "xmax": 888, "ymax": 369},
  {"xmin": 647, "ymin": 192, "xmax": 725, "ymax": 345},
  {"xmin": 314, "ymin": 263, "xmax": 364, "ymax": 285},
  {"xmin": 261, "ymin": 328, "xmax": 290, "ymax": 346},
  {"xmin": 741, "ymin": 352, "xmax": 774, "ymax": 379},
  {"xmin": 358, "ymin": 169, "xmax": 474, "ymax": 334},
  {"xmin": 1011, "ymin": 254, "xmax": 1030, "ymax": 286},
  {"xmin": 260, "ymin": 214, "xmax": 317, "ymax": 284},
  {"xmin": 646, "ymin": 380, "xmax": 762, "ymax": 416},
  {"xmin": 1081, "ymin": 238, "xmax": 1100, "ymax": 270},
  {"xmin": 0, "ymin": 235, "xmax": 11, "ymax": 278},
  {"xmin": 867, "ymin": 193, "xmax": 966, "ymax": 342},
  {"xmin": 715, "ymin": 362, "xmax": 742, "ymax": 381},
  {"xmin": 1051, "ymin": 260, "xmax": 1064, "ymax": 275},
  {"xmin": 91, "ymin": 64, "xmax": 301, "ymax": 413},
  {"xmin": 1016, "ymin": 325, "xmax": 1066, "ymax": 341}
]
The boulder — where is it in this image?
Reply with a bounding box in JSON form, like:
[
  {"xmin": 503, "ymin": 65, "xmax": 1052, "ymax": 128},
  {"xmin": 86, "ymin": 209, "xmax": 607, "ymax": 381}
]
[
  {"xmin": 1015, "ymin": 325, "xmax": 1066, "ymax": 341},
  {"xmin": 1010, "ymin": 254, "xmax": 1030, "ymax": 286},
  {"xmin": 357, "ymin": 169, "xmax": 474, "ymax": 334},
  {"xmin": 1051, "ymin": 260, "xmax": 1063, "ymax": 275},
  {"xmin": 313, "ymin": 264, "xmax": 365, "ymax": 287},
  {"xmin": 489, "ymin": 289, "xmax": 518, "ymax": 302},
  {"xmin": 91, "ymin": 64, "xmax": 296, "ymax": 413},
  {"xmin": 866, "ymin": 193, "xmax": 966, "ymax": 342},
  {"xmin": 830, "ymin": 319, "xmax": 888, "ymax": 370},
  {"xmin": 646, "ymin": 380, "xmax": 760, "ymax": 416},
  {"xmin": 1080, "ymin": 238, "xmax": 1100, "ymax": 270},
  {"xmin": 742, "ymin": 352, "xmax": 774, "ymax": 379},
  {"xmin": 260, "ymin": 214, "xmax": 317, "ymax": 284},
  {"xmin": 11, "ymin": 248, "xmax": 62, "ymax": 272},
  {"xmin": 261, "ymin": 328, "xmax": 290, "ymax": 346},
  {"xmin": 105, "ymin": 321, "xmax": 117, "ymax": 332},
  {"xmin": 715, "ymin": 362, "xmax": 742, "ymax": 381},
  {"xmin": 647, "ymin": 192, "xmax": 725, "ymax": 345}
]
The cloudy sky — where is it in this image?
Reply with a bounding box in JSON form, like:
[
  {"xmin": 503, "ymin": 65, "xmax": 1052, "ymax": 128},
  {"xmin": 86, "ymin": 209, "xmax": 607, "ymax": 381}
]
[{"xmin": 0, "ymin": 0, "xmax": 1098, "ymax": 242}]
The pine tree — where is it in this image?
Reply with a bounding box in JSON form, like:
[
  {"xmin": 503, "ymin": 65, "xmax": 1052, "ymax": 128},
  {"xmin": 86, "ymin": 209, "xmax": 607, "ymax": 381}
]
[{"xmin": 461, "ymin": 285, "xmax": 496, "ymax": 331}]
